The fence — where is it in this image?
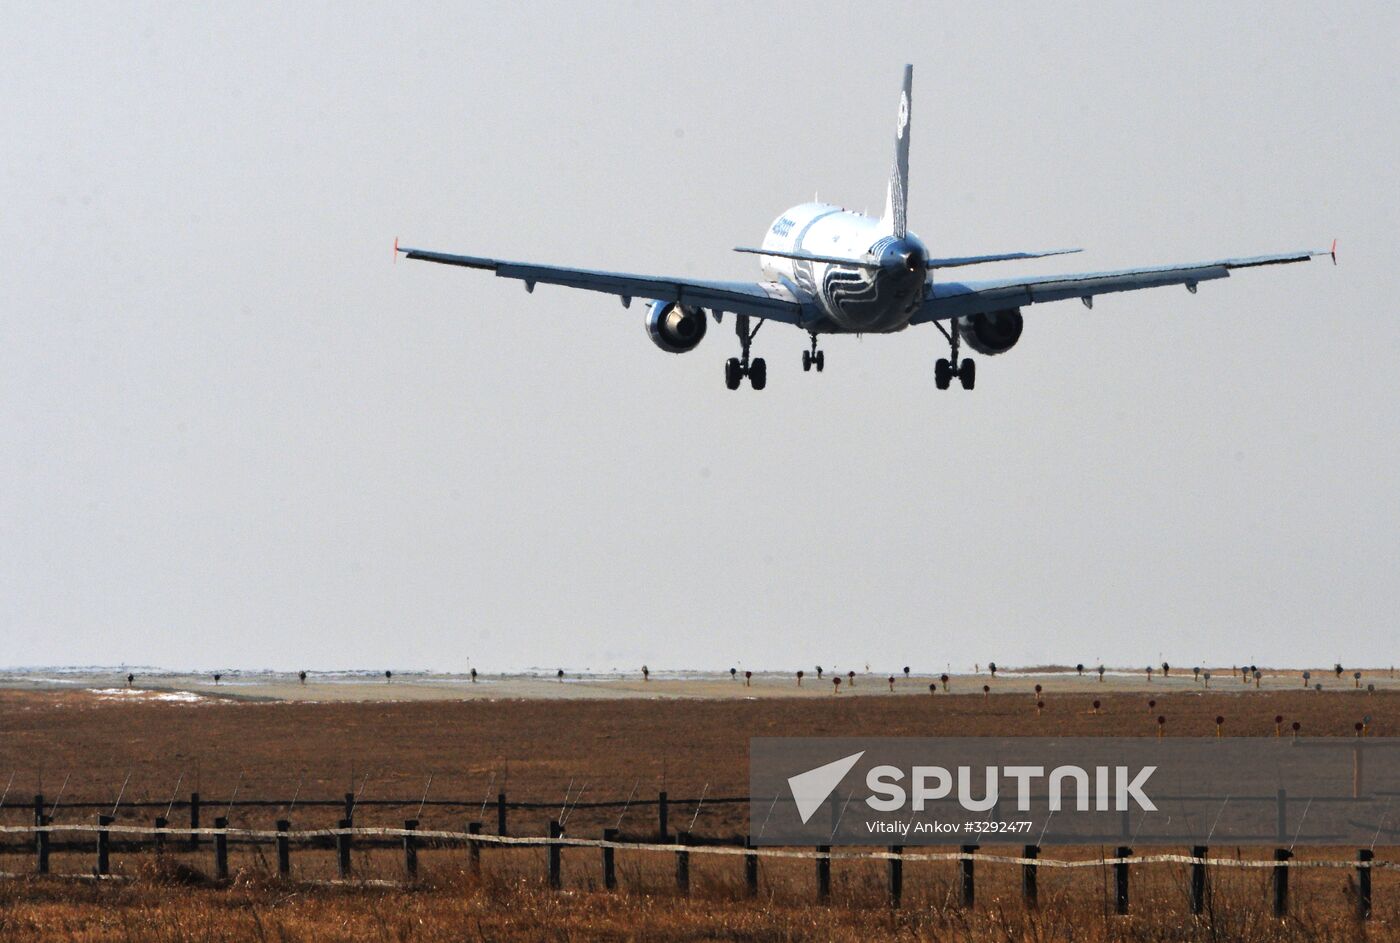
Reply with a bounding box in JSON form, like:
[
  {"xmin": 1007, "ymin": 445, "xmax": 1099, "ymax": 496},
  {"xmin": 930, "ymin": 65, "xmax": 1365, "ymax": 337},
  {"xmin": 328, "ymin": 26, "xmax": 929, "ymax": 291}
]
[{"xmin": 0, "ymin": 791, "xmax": 1393, "ymax": 920}]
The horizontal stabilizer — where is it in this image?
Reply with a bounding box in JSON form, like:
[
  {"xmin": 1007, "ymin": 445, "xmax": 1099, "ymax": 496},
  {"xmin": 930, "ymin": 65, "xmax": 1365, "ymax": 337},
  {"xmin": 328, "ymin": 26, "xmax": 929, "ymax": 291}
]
[
  {"xmin": 929, "ymin": 248, "xmax": 1083, "ymax": 269},
  {"xmin": 733, "ymin": 246, "xmax": 883, "ymax": 269}
]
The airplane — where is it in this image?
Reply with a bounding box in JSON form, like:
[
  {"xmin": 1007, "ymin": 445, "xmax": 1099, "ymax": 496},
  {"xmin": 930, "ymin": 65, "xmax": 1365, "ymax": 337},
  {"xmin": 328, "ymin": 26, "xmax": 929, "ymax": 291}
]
[{"xmin": 397, "ymin": 65, "xmax": 1333, "ymax": 391}]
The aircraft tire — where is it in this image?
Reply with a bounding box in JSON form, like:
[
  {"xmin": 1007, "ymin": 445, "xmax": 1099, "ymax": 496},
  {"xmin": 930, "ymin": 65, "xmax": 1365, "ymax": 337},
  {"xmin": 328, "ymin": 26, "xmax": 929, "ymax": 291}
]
[
  {"xmin": 802, "ymin": 350, "xmax": 811, "ymax": 372},
  {"xmin": 934, "ymin": 358, "xmax": 951, "ymax": 390},
  {"xmin": 725, "ymin": 358, "xmax": 742, "ymax": 390},
  {"xmin": 750, "ymin": 357, "xmax": 767, "ymax": 390},
  {"xmin": 815, "ymin": 350, "xmax": 825, "ymax": 372},
  {"xmin": 958, "ymin": 358, "xmax": 976, "ymax": 390}
]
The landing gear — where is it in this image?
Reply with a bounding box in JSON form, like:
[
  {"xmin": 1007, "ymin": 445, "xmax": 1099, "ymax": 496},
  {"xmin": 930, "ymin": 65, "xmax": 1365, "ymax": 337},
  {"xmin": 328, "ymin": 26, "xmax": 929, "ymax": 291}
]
[
  {"xmin": 934, "ymin": 321, "xmax": 976, "ymax": 390},
  {"xmin": 726, "ymin": 314, "xmax": 767, "ymax": 390},
  {"xmin": 802, "ymin": 335, "xmax": 825, "ymax": 373}
]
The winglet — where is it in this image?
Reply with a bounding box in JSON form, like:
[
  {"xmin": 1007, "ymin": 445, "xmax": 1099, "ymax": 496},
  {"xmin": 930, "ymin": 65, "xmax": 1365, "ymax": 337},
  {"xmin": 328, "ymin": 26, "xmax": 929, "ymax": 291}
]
[{"xmin": 1330, "ymin": 238, "xmax": 1337, "ymax": 266}]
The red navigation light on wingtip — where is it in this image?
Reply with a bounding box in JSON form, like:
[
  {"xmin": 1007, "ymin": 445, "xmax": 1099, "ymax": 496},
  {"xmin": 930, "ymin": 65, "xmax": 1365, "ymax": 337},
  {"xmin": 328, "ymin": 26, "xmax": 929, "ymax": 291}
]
[
  {"xmin": 1331, "ymin": 238, "xmax": 1337, "ymax": 265},
  {"xmin": 394, "ymin": 236, "xmax": 399, "ymax": 263}
]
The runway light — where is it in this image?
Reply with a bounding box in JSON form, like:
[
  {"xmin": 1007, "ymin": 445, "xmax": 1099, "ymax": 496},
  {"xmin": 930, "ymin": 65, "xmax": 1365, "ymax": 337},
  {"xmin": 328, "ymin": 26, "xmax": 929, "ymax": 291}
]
[
  {"xmin": 1157, "ymin": 715, "xmax": 1166, "ymax": 738},
  {"xmin": 745, "ymin": 670, "xmax": 752, "ymax": 687},
  {"xmin": 1036, "ymin": 699, "xmax": 1044, "ymax": 716},
  {"xmin": 386, "ymin": 670, "xmax": 393, "ymax": 683},
  {"xmin": 1215, "ymin": 715, "xmax": 1224, "ymax": 738},
  {"xmin": 796, "ymin": 670, "xmax": 804, "ymax": 687},
  {"xmin": 1354, "ymin": 671, "xmax": 1363, "ymax": 689},
  {"xmin": 730, "ymin": 668, "xmax": 737, "ymax": 681},
  {"xmin": 940, "ymin": 673, "xmax": 950, "ymax": 692},
  {"xmin": 642, "ymin": 665, "xmax": 650, "ymax": 682},
  {"xmin": 469, "ymin": 668, "xmax": 477, "ymax": 683},
  {"xmin": 213, "ymin": 673, "xmax": 221, "ymax": 686},
  {"xmin": 1076, "ymin": 664, "xmax": 1085, "ymax": 677},
  {"xmin": 928, "ymin": 683, "xmax": 937, "ymax": 694},
  {"xmin": 1147, "ymin": 699, "xmax": 1156, "ymax": 712},
  {"xmin": 1275, "ymin": 714, "xmax": 1284, "ymax": 737},
  {"xmin": 982, "ymin": 684, "xmax": 990, "ymax": 699},
  {"xmin": 1302, "ymin": 670, "xmax": 1311, "ymax": 687},
  {"xmin": 815, "ymin": 666, "xmax": 823, "ymax": 680},
  {"xmin": 989, "ymin": 662, "xmax": 998, "ymax": 678},
  {"xmin": 1202, "ymin": 671, "xmax": 1211, "ymax": 688},
  {"xmin": 887, "ymin": 676, "xmax": 895, "ymax": 692},
  {"xmin": 903, "ymin": 666, "xmax": 911, "ymax": 679},
  {"xmin": 833, "ymin": 676, "xmax": 841, "ymax": 694},
  {"xmin": 847, "ymin": 670, "xmax": 856, "ymax": 687},
  {"xmin": 1034, "ymin": 683, "xmax": 1043, "ymax": 696},
  {"xmin": 1091, "ymin": 699, "xmax": 1101, "ymax": 715},
  {"xmin": 555, "ymin": 669, "xmax": 563, "ymax": 683}
]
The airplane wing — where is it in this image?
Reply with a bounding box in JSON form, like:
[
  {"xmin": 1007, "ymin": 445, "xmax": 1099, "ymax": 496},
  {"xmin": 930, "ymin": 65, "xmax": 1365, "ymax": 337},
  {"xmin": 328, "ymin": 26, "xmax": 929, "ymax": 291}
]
[
  {"xmin": 397, "ymin": 244, "xmax": 807, "ymax": 324},
  {"xmin": 912, "ymin": 247, "xmax": 1334, "ymax": 323}
]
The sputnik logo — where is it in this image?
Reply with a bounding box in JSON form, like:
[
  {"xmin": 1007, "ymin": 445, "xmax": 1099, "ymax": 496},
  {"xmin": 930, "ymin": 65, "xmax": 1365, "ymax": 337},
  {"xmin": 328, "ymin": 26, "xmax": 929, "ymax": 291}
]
[{"xmin": 787, "ymin": 751, "xmax": 864, "ymax": 824}]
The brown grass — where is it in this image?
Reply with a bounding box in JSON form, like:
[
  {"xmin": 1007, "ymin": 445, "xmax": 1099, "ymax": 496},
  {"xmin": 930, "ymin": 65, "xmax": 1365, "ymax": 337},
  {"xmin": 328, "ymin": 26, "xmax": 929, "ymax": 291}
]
[{"xmin": 1, "ymin": 688, "xmax": 1395, "ymax": 940}]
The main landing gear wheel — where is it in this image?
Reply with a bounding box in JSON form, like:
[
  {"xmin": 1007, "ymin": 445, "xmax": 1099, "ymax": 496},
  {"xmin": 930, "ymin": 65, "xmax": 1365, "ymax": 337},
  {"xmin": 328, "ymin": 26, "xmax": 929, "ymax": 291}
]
[
  {"xmin": 814, "ymin": 350, "xmax": 824, "ymax": 372},
  {"xmin": 803, "ymin": 335, "xmax": 825, "ymax": 373},
  {"xmin": 725, "ymin": 313, "xmax": 768, "ymax": 390},
  {"xmin": 934, "ymin": 322, "xmax": 977, "ymax": 390},
  {"xmin": 802, "ymin": 350, "xmax": 812, "ymax": 372}
]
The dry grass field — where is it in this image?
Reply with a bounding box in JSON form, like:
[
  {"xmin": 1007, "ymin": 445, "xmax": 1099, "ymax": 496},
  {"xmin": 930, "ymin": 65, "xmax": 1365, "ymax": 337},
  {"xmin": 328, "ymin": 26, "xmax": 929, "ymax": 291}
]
[{"xmin": 1, "ymin": 686, "xmax": 1396, "ymax": 940}]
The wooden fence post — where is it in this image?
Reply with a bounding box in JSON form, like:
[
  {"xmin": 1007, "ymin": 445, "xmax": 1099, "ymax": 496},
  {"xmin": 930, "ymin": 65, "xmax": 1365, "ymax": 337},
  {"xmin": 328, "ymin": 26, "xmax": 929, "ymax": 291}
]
[
  {"xmin": 403, "ymin": 819, "xmax": 419, "ymax": 880},
  {"xmin": 887, "ymin": 845, "xmax": 903, "ymax": 908},
  {"xmin": 276, "ymin": 819, "xmax": 290, "ymax": 878},
  {"xmin": 675, "ymin": 830, "xmax": 690, "ymax": 895},
  {"xmin": 188, "ymin": 792, "xmax": 200, "ymax": 849},
  {"xmin": 658, "ymin": 791, "xmax": 668, "ymax": 840},
  {"xmin": 1114, "ymin": 846, "xmax": 1132, "ymax": 915},
  {"xmin": 602, "ymin": 827, "xmax": 618, "ymax": 890},
  {"xmin": 213, "ymin": 816, "xmax": 229, "ymax": 880},
  {"xmin": 496, "ymin": 792, "xmax": 507, "ymax": 836},
  {"xmin": 816, "ymin": 845, "xmax": 831, "ymax": 902},
  {"xmin": 1021, "ymin": 844, "xmax": 1039, "ymax": 909},
  {"xmin": 468, "ymin": 821, "xmax": 482, "ymax": 876},
  {"xmin": 744, "ymin": 840, "xmax": 759, "ymax": 897},
  {"xmin": 154, "ymin": 815, "xmax": 167, "ymax": 856},
  {"xmin": 96, "ymin": 813, "xmax": 113, "ymax": 876},
  {"xmin": 343, "ymin": 792, "xmax": 355, "ymax": 823},
  {"xmin": 960, "ymin": 844, "xmax": 979, "ymax": 908},
  {"xmin": 35, "ymin": 815, "xmax": 50, "ymax": 875},
  {"xmin": 1272, "ymin": 848, "xmax": 1291, "ymax": 918},
  {"xmin": 1189, "ymin": 845, "xmax": 1207, "ymax": 915},
  {"xmin": 1357, "ymin": 849, "xmax": 1374, "ymax": 921},
  {"xmin": 32, "ymin": 795, "xmax": 43, "ymax": 854},
  {"xmin": 548, "ymin": 820, "xmax": 562, "ymax": 889},
  {"xmin": 336, "ymin": 818, "xmax": 352, "ymax": 879}
]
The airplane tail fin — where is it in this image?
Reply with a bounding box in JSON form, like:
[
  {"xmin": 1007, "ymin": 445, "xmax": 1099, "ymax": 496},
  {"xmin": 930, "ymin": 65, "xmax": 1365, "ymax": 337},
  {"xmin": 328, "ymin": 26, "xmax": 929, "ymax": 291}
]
[{"xmin": 880, "ymin": 64, "xmax": 913, "ymax": 238}]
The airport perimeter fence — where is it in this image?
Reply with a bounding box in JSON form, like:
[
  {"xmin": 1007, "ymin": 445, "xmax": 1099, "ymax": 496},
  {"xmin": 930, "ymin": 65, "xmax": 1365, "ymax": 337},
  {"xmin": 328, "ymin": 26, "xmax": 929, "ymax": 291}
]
[{"xmin": 0, "ymin": 790, "xmax": 1395, "ymax": 920}]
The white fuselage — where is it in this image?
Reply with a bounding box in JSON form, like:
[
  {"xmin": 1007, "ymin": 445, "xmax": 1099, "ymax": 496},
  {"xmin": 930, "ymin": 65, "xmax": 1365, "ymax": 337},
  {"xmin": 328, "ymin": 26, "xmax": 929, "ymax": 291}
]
[{"xmin": 759, "ymin": 202, "xmax": 928, "ymax": 333}]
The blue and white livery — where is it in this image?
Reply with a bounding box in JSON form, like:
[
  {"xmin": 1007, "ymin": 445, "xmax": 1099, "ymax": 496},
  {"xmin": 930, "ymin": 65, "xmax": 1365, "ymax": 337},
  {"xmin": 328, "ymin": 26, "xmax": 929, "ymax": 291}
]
[{"xmin": 399, "ymin": 65, "xmax": 1332, "ymax": 390}]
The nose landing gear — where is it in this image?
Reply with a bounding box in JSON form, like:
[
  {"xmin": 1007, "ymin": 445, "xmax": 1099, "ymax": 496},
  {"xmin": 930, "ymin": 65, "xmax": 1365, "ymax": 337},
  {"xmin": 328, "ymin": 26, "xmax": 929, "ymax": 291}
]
[
  {"xmin": 934, "ymin": 321, "xmax": 976, "ymax": 390},
  {"xmin": 801, "ymin": 334, "xmax": 825, "ymax": 373},
  {"xmin": 726, "ymin": 314, "xmax": 767, "ymax": 390}
]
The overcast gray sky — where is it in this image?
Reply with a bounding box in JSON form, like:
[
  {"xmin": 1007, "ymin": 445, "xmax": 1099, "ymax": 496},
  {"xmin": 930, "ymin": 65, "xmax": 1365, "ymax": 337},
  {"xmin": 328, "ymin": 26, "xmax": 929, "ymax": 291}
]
[{"xmin": 3, "ymin": 2, "xmax": 1397, "ymax": 674}]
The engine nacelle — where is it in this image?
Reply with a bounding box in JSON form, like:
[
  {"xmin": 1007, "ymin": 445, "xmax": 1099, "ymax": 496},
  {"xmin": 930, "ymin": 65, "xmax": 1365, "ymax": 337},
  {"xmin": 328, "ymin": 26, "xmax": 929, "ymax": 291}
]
[
  {"xmin": 646, "ymin": 300, "xmax": 708, "ymax": 353},
  {"xmin": 956, "ymin": 308, "xmax": 1023, "ymax": 356}
]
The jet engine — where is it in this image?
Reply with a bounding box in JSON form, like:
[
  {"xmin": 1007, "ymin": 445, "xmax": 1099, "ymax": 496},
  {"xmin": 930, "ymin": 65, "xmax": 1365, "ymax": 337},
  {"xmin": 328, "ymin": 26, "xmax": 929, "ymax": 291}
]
[
  {"xmin": 956, "ymin": 308, "xmax": 1023, "ymax": 356},
  {"xmin": 646, "ymin": 300, "xmax": 708, "ymax": 353}
]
